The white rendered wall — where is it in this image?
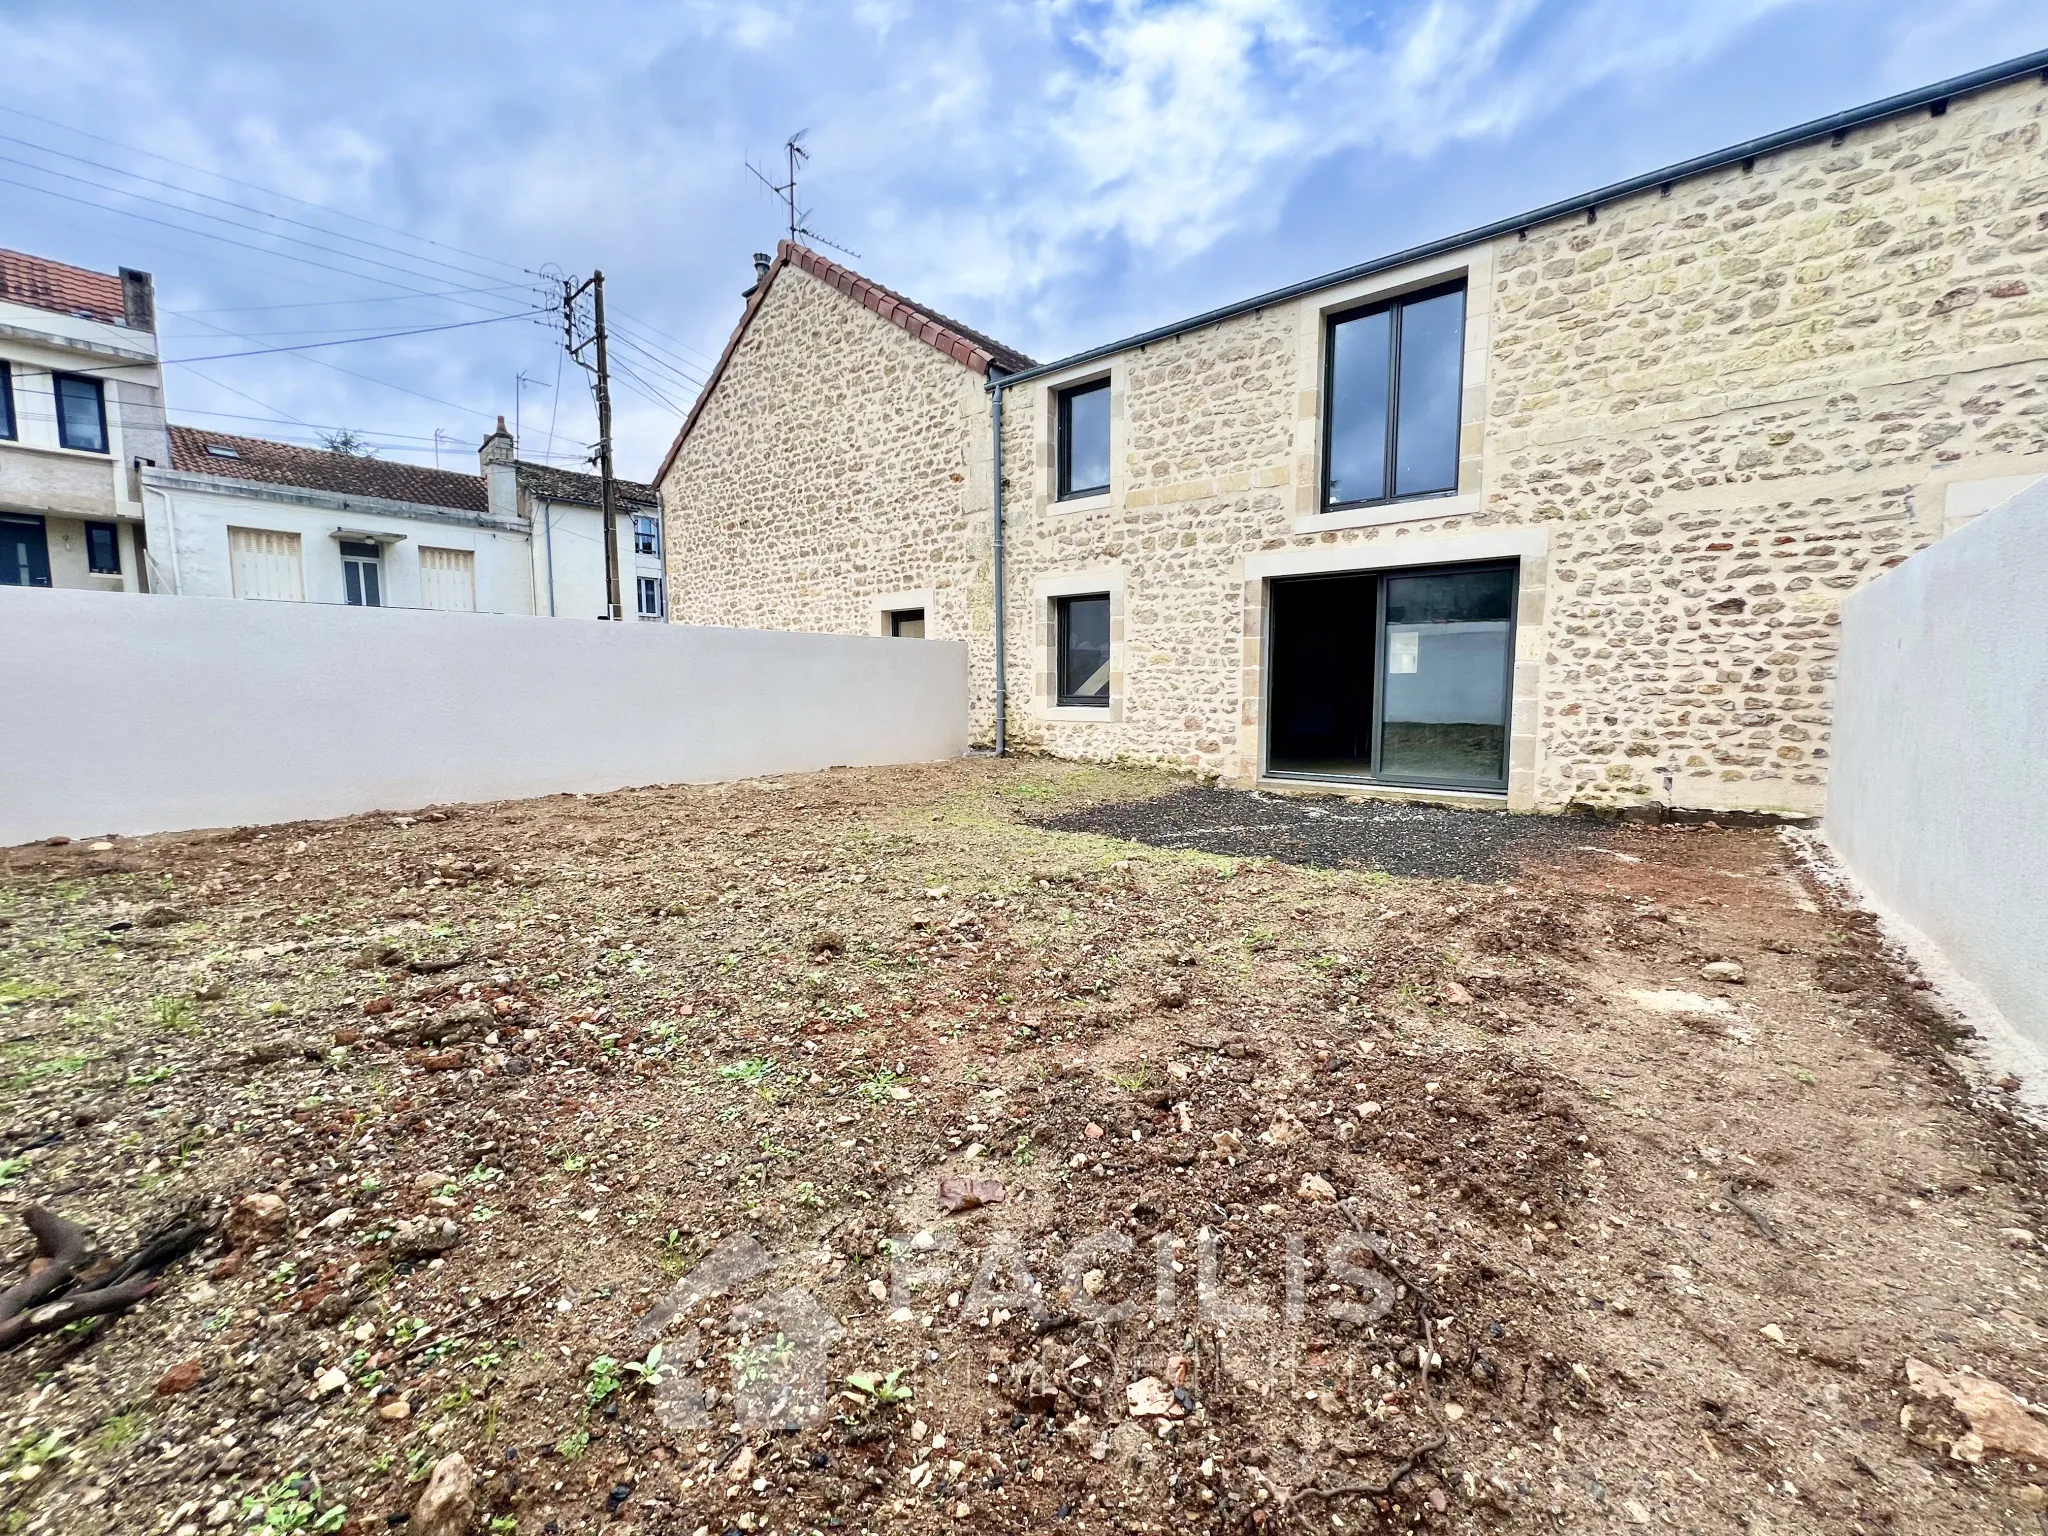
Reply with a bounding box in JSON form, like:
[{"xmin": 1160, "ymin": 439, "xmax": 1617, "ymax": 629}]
[
  {"xmin": 1827, "ymin": 481, "xmax": 2048, "ymax": 1048},
  {"xmin": 142, "ymin": 479, "xmax": 536, "ymax": 615},
  {"xmin": 0, "ymin": 588, "xmax": 968, "ymax": 843}
]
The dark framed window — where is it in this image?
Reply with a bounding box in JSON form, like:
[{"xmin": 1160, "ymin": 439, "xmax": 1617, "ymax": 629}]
[
  {"xmin": 1056, "ymin": 378, "xmax": 1111, "ymax": 500},
  {"xmin": 53, "ymin": 373, "xmax": 108, "ymax": 454},
  {"xmin": 888, "ymin": 607, "xmax": 925, "ymax": 638},
  {"xmin": 1265, "ymin": 560, "xmax": 1516, "ymax": 792},
  {"xmin": 633, "ymin": 514, "xmax": 661, "ymax": 556},
  {"xmin": 637, "ymin": 574, "xmax": 664, "ymax": 618},
  {"xmin": 1055, "ymin": 593, "xmax": 1111, "ymax": 707},
  {"xmin": 340, "ymin": 540, "xmax": 383, "ymax": 607},
  {"xmin": 1323, "ymin": 282, "xmax": 1465, "ymax": 509},
  {"xmin": 0, "ymin": 361, "xmax": 15, "ymax": 440},
  {"xmin": 85, "ymin": 521, "xmax": 120, "ymax": 575}
]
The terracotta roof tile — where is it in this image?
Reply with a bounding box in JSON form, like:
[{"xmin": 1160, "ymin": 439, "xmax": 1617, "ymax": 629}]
[
  {"xmin": 167, "ymin": 426, "xmax": 488, "ymax": 514},
  {"xmin": 657, "ymin": 240, "xmax": 1034, "ymax": 482},
  {"xmin": 0, "ymin": 248, "xmax": 128, "ymax": 326},
  {"xmin": 513, "ymin": 460, "xmax": 657, "ymax": 509}
]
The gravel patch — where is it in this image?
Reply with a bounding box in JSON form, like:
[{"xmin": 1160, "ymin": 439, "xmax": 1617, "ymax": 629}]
[{"xmin": 1033, "ymin": 783, "xmax": 1614, "ymax": 879}]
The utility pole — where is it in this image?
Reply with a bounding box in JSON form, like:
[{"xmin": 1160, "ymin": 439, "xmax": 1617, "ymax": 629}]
[{"xmin": 562, "ymin": 272, "xmax": 622, "ymax": 622}]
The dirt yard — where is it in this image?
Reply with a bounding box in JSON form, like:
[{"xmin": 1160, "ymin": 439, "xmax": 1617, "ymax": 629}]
[{"xmin": 1, "ymin": 758, "xmax": 2044, "ymax": 1536}]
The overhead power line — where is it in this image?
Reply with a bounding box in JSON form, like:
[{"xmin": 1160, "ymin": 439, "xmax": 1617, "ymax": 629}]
[
  {"xmin": 168, "ymin": 282, "xmax": 536, "ymax": 316},
  {"xmin": 61, "ymin": 308, "xmax": 552, "ymax": 374},
  {"xmin": 0, "ymin": 102, "xmax": 534, "ymax": 281},
  {"xmin": 0, "ymin": 171, "xmax": 542, "ymax": 318},
  {"xmin": 0, "ymin": 135, "xmax": 523, "ymax": 291},
  {"xmin": 0, "ymin": 159, "xmax": 544, "ymax": 318}
]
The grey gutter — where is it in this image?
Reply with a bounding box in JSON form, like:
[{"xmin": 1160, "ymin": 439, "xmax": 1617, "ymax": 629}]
[
  {"xmin": 990, "ymin": 377, "xmax": 1008, "ymax": 756},
  {"xmin": 987, "ymin": 47, "xmax": 2048, "ymax": 391}
]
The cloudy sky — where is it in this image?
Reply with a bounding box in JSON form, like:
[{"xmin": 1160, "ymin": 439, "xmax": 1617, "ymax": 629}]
[{"xmin": 2, "ymin": 1, "xmax": 2042, "ymax": 478}]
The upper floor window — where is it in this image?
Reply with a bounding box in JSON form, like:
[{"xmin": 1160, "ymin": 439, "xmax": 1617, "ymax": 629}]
[
  {"xmin": 0, "ymin": 362, "xmax": 15, "ymax": 441},
  {"xmin": 54, "ymin": 373, "xmax": 108, "ymax": 454},
  {"xmin": 1324, "ymin": 282, "xmax": 1465, "ymax": 509},
  {"xmin": 1056, "ymin": 378, "xmax": 1111, "ymax": 500},
  {"xmin": 633, "ymin": 514, "xmax": 661, "ymax": 556},
  {"xmin": 636, "ymin": 574, "xmax": 665, "ymax": 619}
]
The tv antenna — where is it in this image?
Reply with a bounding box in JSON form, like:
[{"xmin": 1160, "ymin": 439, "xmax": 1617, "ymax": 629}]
[{"xmin": 747, "ymin": 131, "xmax": 861, "ymax": 259}]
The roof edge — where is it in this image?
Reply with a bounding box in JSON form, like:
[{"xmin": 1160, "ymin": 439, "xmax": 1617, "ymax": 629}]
[
  {"xmin": 656, "ymin": 239, "xmax": 1035, "ymax": 484},
  {"xmin": 988, "ymin": 47, "xmax": 2048, "ymax": 391}
]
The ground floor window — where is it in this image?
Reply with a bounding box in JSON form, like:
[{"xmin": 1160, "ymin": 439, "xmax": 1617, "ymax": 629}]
[
  {"xmin": 1266, "ymin": 561, "xmax": 1515, "ymax": 791},
  {"xmin": 85, "ymin": 522, "xmax": 120, "ymax": 575},
  {"xmin": 636, "ymin": 574, "xmax": 665, "ymax": 619},
  {"xmin": 340, "ymin": 540, "xmax": 383, "ymax": 607},
  {"xmin": 888, "ymin": 607, "xmax": 925, "ymax": 638},
  {"xmin": 1055, "ymin": 593, "xmax": 1111, "ymax": 707}
]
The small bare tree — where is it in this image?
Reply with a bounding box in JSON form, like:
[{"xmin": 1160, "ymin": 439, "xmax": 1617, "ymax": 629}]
[{"xmin": 317, "ymin": 427, "xmax": 376, "ymax": 458}]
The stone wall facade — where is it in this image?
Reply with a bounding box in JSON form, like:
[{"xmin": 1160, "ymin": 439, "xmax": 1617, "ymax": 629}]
[
  {"xmin": 661, "ymin": 261, "xmax": 1002, "ymax": 739},
  {"xmin": 662, "ymin": 71, "xmax": 2048, "ymax": 815}
]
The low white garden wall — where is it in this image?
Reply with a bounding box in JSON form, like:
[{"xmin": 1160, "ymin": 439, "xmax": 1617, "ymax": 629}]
[
  {"xmin": 0, "ymin": 588, "xmax": 968, "ymax": 844},
  {"xmin": 1827, "ymin": 480, "xmax": 2048, "ymax": 1048}
]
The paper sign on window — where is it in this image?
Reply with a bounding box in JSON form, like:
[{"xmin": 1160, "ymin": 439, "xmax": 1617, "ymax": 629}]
[{"xmin": 1388, "ymin": 628, "xmax": 1420, "ymax": 674}]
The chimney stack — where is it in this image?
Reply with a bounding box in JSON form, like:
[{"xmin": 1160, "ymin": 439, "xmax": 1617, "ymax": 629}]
[
  {"xmin": 119, "ymin": 268, "xmax": 155, "ymax": 332},
  {"xmin": 479, "ymin": 415, "xmax": 516, "ymax": 470},
  {"xmin": 743, "ymin": 251, "xmax": 773, "ymax": 300}
]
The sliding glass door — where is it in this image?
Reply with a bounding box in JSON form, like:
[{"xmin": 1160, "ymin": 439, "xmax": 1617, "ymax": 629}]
[{"xmin": 1266, "ymin": 561, "xmax": 1516, "ymax": 792}]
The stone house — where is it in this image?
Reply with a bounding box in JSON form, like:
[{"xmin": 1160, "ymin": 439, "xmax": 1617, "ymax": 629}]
[{"xmin": 659, "ymin": 52, "xmax": 2048, "ymax": 817}]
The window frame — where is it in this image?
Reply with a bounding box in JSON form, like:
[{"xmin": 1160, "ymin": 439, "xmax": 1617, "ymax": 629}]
[
  {"xmin": 887, "ymin": 607, "xmax": 926, "ymax": 638},
  {"xmin": 1261, "ymin": 557, "xmax": 1519, "ymax": 793},
  {"xmin": 52, "ymin": 372, "xmax": 109, "ymax": 454},
  {"xmin": 1320, "ymin": 279, "xmax": 1467, "ymax": 513},
  {"xmin": 1055, "ymin": 378, "xmax": 1112, "ymax": 502},
  {"xmin": 1054, "ymin": 592, "xmax": 1113, "ymax": 709},
  {"xmin": 0, "ymin": 361, "xmax": 14, "ymax": 441},
  {"xmin": 636, "ymin": 574, "xmax": 665, "ymax": 619},
  {"xmin": 84, "ymin": 521, "xmax": 121, "ymax": 575},
  {"xmin": 339, "ymin": 539, "xmax": 384, "ymax": 608},
  {"xmin": 633, "ymin": 514, "xmax": 661, "ymax": 557}
]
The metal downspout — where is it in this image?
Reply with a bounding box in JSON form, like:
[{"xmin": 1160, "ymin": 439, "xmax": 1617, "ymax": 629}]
[{"xmin": 990, "ymin": 376, "xmax": 1007, "ymax": 756}]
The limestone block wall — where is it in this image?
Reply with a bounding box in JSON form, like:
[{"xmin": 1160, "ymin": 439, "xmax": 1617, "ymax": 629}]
[
  {"xmin": 1487, "ymin": 82, "xmax": 2048, "ymax": 810},
  {"xmin": 664, "ymin": 71, "xmax": 2048, "ymax": 814},
  {"xmin": 992, "ymin": 72, "xmax": 2048, "ymax": 814},
  {"xmin": 661, "ymin": 264, "xmax": 999, "ymax": 739}
]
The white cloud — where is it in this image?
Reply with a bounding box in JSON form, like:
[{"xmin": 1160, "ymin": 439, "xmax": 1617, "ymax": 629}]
[{"xmin": 899, "ymin": 0, "xmax": 1811, "ymax": 299}]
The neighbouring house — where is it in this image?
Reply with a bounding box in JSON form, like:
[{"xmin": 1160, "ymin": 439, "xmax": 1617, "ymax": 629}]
[
  {"xmin": 659, "ymin": 50, "xmax": 2048, "ymax": 818},
  {"xmin": 140, "ymin": 421, "xmax": 659, "ymax": 620},
  {"xmin": 0, "ymin": 248, "xmax": 167, "ymax": 594},
  {"xmin": 483, "ymin": 423, "xmax": 666, "ymax": 621}
]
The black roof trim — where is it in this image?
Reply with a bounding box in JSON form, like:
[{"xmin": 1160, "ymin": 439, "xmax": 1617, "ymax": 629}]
[{"xmin": 988, "ymin": 48, "xmax": 2048, "ymax": 391}]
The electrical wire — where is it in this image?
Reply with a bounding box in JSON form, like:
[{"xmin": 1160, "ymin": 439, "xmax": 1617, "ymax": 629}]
[
  {"xmin": 167, "ymin": 282, "xmax": 536, "ymax": 316},
  {"xmin": 0, "ymin": 140, "xmax": 525, "ymax": 292},
  {"xmin": 0, "ymin": 171, "xmax": 544, "ymax": 318},
  {"xmin": 58, "ymin": 308, "xmax": 553, "ymax": 375},
  {"xmin": 607, "ymin": 330, "xmax": 705, "ymax": 394},
  {"xmin": 0, "ymin": 103, "xmax": 535, "ymax": 280}
]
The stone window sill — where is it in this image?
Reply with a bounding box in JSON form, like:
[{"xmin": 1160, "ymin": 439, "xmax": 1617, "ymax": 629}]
[
  {"xmin": 1048, "ymin": 491, "xmax": 1113, "ymax": 516},
  {"xmin": 1293, "ymin": 491, "xmax": 1479, "ymax": 535}
]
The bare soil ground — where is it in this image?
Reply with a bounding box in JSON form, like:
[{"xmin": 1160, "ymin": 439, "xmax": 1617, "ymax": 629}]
[{"xmin": 1, "ymin": 757, "xmax": 2044, "ymax": 1536}]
